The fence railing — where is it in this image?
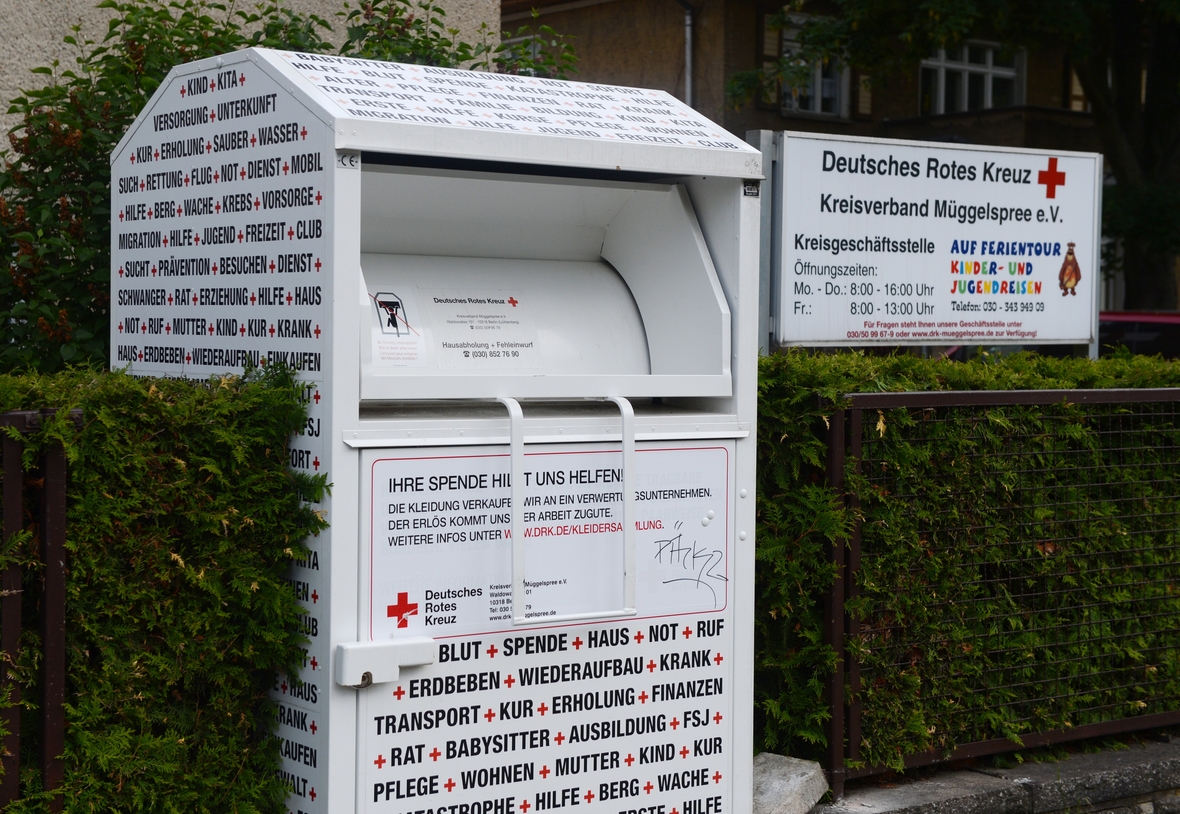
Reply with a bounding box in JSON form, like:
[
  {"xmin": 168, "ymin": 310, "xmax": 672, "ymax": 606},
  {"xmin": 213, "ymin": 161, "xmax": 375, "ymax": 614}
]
[
  {"xmin": 823, "ymin": 390, "xmax": 1180, "ymax": 798},
  {"xmin": 0, "ymin": 409, "xmax": 79, "ymax": 811}
]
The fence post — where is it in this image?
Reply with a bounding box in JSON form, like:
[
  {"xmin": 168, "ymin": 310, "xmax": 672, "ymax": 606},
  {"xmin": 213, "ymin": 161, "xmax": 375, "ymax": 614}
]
[
  {"xmin": 846, "ymin": 409, "xmax": 863, "ymax": 769},
  {"xmin": 1, "ymin": 429, "xmax": 24, "ymax": 806},
  {"xmin": 40, "ymin": 438, "xmax": 68, "ymax": 812},
  {"xmin": 824, "ymin": 407, "xmax": 846, "ymax": 799}
]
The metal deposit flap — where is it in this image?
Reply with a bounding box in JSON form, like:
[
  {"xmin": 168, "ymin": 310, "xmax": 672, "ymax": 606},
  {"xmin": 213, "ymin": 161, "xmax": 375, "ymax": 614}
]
[{"xmin": 361, "ymin": 254, "xmax": 650, "ymax": 378}]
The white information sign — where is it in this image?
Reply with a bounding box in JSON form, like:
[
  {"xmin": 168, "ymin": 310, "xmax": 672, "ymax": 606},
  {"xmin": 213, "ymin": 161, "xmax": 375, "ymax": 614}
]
[
  {"xmin": 361, "ymin": 443, "xmax": 733, "ymax": 814},
  {"xmin": 777, "ymin": 133, "xmax": 1102, "ymax": 345}
]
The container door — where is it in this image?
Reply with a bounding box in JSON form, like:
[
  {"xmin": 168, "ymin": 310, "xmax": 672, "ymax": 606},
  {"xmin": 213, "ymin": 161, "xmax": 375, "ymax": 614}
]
[{"xmin": 356, "ymin": 441, "xmax": 734, "ymax": 814}]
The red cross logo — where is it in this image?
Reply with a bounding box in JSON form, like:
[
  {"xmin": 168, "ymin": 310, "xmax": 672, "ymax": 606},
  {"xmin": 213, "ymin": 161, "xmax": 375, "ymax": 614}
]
[
  {"xmin": 445, "ymin": 779, "xmax": 456, "ymax": 792},
  {"xmin": 311, "ymin": 590, "xmax": 318, "ymax": 603},
  {"xmin": 1038, "ymin": 157, "xmax": 1066, "ymax": 199},
  {"xmin": 713, "ymin": 652, "xmax": 724, "ymax": 665},
  {"xmin": 646, "ymin": 660, "xmax": 657, "ymax": 673},
  {"xmin": 301, "ymin": 126, "xmax": 308, "ymax": 139},
  {"xmin": 310, "ymin": 656, "xmax": 318, "ymax": 670},
  {"xmin": 119, "ymin": 211, "xmax": 124, "ymax": 221},
  {"xmin": 540, "ymin": 765, "xmax": 551, "ymax": 778},
  {"xmin": 309, "ymin": 788, "xmax": 316, "ymax": 802},
  {"xmin": 484, "ymin": 708, "xmax": 496, "ymax": 723},
  {"xmin": 315, "ymin": 258, "xmax": 322, "ymax": 272},
  {"xmin": 374, "ymin": 754, "xmax": 386, "ymax": 769},
  {"xmin": 537, "ymin": 702, "xmax": 548, "ymax": 716},
  {"xmin": 625, "ymin": 754, "xmax": 635, "ymax": 767},
  {"xmin": 682, "ymin": 626, "xmax": 693, "ymax": 639},
  {"xmin": 584, "ymin": 790, "xmax": 595, "ymax": 804},
  {"xmin": 310, "ymin": 720, "xmax": 317, "ymax": 734},
  {"xmin": 254, "ymin": 199, "xmax": 260, "ymax": 210},
  {"xmin": 286, "ymin": 292, "xmax": 293, "ymax": 305},
  {"xmin": 554, "ymin": 731, "xmax": 565, "ymax": 745},
  {"xmin": 713, "ymin": 711, "xmax": 723, "ymax": 724},
  {"xmin": 393, "ymin": 685, "xmax": 405, "ymax": 700},
  {"xmin": 713, "ymin": 772, "xmax": 722, "ymax": 784},
  {"xmin": 315, "ymin": 190, "xmax": 322, "ymax": 204},
  {"xmin": 572, "ymin": 637, "xmax": 583, "ymax": 650},
  {"xmin": 240, "ymin": 168, "xmax": 246, "ymax": 179},
  {"xmin": 504, "ymin": 674, "xmax": 515, "ymax": 687},
  {"xmin": 287, "ymin": 227, "xmax": 295, "ymax": 240},
  {"xmin": 313, "ymin": 390, "xmax": 321, "ymax": 404},
  {"xmin": 430, "ymin": 747, "xmax": 441, "ymax": 761},
  {"xmin": 250, "ymin": 133, "xmax": 257, "ymax": 147},
  {"xmin": 283, "ymin": 162, "xmax": 289, "ymax": 175},
  {"xmin": 240, "ymin": 73, "xmax": 246, "ymax": 84},
  {"xmin": 634, "ymin": 630, "xmax": 644, "ymax": 643},
  {"xmin": 486, "ymin": 644, "xmax": 498, "ymax": 658},
  {"xmin": 639, "ymin": 691, "xmax": 649, "ymax": 704},
  {"xmin": 680, "ymin": 745, "xmax": 690, "ymax": 758},
  {"xmin": 507, "ymin": 297, "xmax": 518, "ymax": 307},
  {"xmin": 180, "ymin": 86, "xmax": 186, "ymax": 97},
  {"xmin": 670, "ymin": 717, "xmax": 680, "ymax": 730},
  {"xmin": 644, "ymin": 781, "xmax": 653, "ymax": 794},
  {"xmin": 237, "ymin": 231, "xmax": 244, "ymax": 242},
  {"xmin": 520, "ymin": 801, "xmax": 531, "ymax": 813},
  {"xmin": 312, "ymin": 457, "xmax": 320, "ymax": 471},
  {"xmin": 387, "ymin": 592, "xmax": 419, "ymax": 628},
  {"xmin": 280, "ymin": 680, "xmax": 288, "ymax": 693}
]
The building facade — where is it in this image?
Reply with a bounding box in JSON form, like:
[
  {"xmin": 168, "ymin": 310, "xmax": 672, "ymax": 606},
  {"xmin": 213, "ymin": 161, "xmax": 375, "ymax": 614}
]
[{"xmin": 502, "ymin": 0, "xmax": 1100, "ymax": 152}]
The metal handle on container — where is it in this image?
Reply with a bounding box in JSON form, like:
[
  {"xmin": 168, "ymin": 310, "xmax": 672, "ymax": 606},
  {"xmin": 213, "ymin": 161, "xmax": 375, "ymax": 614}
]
[{"xmin": 499, "ymin": 396, "xmax": 637, "ymax": 625}]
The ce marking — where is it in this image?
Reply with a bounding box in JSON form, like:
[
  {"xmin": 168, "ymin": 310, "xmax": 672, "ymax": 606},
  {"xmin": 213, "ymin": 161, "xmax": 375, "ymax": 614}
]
[{"xmin": 337, "ymin": 151, "xmax": 360, "ymax": 169}]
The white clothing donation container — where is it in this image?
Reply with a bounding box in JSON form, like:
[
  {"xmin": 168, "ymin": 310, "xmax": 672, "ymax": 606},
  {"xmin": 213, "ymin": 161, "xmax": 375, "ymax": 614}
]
[{"xmin": 110, "ymin": 49, "xmax": 763, "ymax": 814}]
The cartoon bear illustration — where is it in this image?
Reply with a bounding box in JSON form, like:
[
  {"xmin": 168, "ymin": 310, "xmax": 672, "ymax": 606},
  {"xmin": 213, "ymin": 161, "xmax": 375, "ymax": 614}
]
[{"xmin": 1059, "ymin": 242, "xmax": 1081, "ymax": 296}]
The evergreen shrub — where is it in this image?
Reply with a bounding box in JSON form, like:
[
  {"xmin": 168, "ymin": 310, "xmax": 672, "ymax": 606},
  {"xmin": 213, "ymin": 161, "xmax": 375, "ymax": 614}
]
[
  {"xmin": 0, "ymin": 367, "xmax": 326, "ymax": 812},
  {"xmin": 756, "ymin": 349, "xmax": 1180, "ymax": 770}
]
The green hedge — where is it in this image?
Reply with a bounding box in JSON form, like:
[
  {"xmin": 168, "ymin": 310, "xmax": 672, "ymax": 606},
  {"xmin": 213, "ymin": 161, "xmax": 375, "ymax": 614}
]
[
  {"xmin": 0, "ymin": 368, "xmax": 325, "ymax": 812},
  {"xmin": 756, "ymin": 349, "xmax": 1180, "ymax": 770}
]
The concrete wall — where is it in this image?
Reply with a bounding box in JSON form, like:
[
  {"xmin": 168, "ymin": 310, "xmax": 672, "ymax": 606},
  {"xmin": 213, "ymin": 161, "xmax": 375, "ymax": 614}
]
[{"xmin": 0, "ymin": 0, "xmax": 498, "ymax": 135}]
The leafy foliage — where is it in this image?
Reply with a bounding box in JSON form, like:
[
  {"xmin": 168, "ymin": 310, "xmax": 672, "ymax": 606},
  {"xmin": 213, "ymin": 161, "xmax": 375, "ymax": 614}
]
[
  {"xmin": 0, "ymin": 0, "xmax": 575, "ymax": 373},
  {"xmin": 0, "ymin": 367, "xmax": 326, "ymax": 812},
  {"xmin": 757, "ymin": 349, "xmax": 1180, "ymax": 769}
]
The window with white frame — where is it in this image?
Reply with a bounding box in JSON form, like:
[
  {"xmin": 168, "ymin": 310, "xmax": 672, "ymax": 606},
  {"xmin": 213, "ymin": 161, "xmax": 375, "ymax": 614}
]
[
  {"xmin": 761, "ymin": 13, "xmax": 850, "ymax": 118},
  {"xmin": 919, "ymin": 43, "xmax": 1024, "ymax": 116}
]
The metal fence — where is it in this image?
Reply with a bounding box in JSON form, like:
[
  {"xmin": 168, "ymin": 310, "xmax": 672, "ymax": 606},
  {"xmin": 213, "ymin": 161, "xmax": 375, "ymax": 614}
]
[
  {"xmin": 823, "ymin": 390, "xmax": 1180, "ymax": 798},
  {"xmin": 0, "ymin": 409, "xmax": 79, "ymax": 812}
]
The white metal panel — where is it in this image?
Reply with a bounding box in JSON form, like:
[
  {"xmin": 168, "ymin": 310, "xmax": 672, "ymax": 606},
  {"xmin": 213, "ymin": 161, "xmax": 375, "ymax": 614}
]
[
  {"xmin": 360, "ymin": 166, "xmax": 638, "ymax": 262},
  {"xmin": 359, "ymin": 254, "xmax": 650, "ymax": 379},
  {"xmin": 602, "ymin": 186, "xmax": 732, "ymax": 378}
]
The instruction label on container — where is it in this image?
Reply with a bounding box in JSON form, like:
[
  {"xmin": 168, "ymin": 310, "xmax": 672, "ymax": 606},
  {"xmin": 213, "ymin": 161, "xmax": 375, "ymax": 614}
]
[
  {"xmin": 424, "ymin": 289, "xmax": 542, "ymax": 369},
  {"xmin": 367, "ymin": 444, "xmax": 730, "ymax": 640},
  {"xmin": 369, "ymin": 287, "xmax": 428, "ymax": 367}
]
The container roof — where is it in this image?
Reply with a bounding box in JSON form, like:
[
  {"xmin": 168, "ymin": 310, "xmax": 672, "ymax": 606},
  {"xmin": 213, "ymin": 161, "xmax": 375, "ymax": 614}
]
[{"xmin": 115, "ymin": 48, "xmax": 762, "ymax": 179}]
